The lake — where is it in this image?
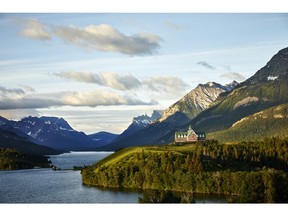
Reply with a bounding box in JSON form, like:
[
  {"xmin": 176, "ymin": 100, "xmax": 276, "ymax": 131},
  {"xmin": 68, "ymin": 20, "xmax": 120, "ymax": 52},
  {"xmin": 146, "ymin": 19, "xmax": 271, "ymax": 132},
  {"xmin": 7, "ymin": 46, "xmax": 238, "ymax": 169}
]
[{"xmin": 0, "ymin": 151, "xmax": 228, "ymax": 203}]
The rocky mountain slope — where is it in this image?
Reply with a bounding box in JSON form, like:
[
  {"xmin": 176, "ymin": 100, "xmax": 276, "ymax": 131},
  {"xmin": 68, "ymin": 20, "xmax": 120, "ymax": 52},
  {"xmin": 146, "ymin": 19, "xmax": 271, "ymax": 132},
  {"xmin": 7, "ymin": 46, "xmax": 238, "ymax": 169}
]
[
  {"xmin": 158, "ymin": 81, "xmax": 238, "ymax": 123},
  {"xmin": 242, "ymin": 47, "xmax": 288, "ymax": 85},
  {"xmin": 110, "ymin": 110, "xmax": 163, "ymax": 145}
]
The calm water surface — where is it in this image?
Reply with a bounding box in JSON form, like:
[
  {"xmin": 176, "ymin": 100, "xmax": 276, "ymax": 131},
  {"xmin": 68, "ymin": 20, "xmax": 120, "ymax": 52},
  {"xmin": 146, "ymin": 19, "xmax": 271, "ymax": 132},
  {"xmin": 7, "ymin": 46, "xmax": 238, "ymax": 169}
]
[
  {"xmin": 0, "ymin": 151, "xmax": 141, "ymax": 203},
  {"xmin": 0, "ymin": 151, "xmax": 228, "ymax": 203}
]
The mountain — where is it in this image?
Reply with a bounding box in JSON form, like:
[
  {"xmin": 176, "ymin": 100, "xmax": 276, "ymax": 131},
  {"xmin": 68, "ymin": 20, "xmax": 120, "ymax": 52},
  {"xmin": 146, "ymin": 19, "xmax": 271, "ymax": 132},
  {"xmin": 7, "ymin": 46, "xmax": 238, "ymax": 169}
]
[
  {"xmin": 189, "ymin": 47, "xmax": 288, "ymax": 135},
  {"xmin": 242, "ymin": 47, "xmax": 288, "ymax": 85},
  {"xmin": 111, "ymin": 110, "xmax": 163, "ymax": 145},
  {"xmin": 88, "ymin": 131, "xmax": 118, "ymax": 146},
  {"xmin": 12, "ymin": 116, "xmax": 102, "ymax": 151},
  {"xmin": 152, "ymin": 47, "xmax": 288, "ymax": 143},
  {"xmin": 102, "ymin": 82, "xmax": 238, "ymax": 150},
  {"xmin": 158, "ymin": 81, "xmax": 238, "ymax": 123},
  {"xmin": 1, "ymin": 116, "xmax": 110, "ymax": 151},
  {"xmin": 0, "ymin": 128, "xmax": 58, "ymax": 155},
  {"xmin": 0, "ymin": 116, "xmax": 36, "ymax": 142}
]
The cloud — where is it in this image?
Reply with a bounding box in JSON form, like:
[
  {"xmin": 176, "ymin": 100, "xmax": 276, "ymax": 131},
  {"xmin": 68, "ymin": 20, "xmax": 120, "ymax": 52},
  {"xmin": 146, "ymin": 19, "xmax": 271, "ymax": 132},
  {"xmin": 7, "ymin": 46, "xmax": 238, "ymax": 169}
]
[
  {"xmin": 53, "ymin": 24, "xmax": 162, "ymax": 56},
  {"xmin": 12, "ymin": 18, "xmax": 162, "ymax": 56},
  {"xmin": 0, "ymin": 86, "xmax": 25, "ymax": 96},
  {"xmin": 144, "ymin": 76, "xmax": 189, "ymax": 94},
  {"xmin": 197, "ymin": 61, "xmax": 216, "ymax": 70},
  {"xmin": 18, "ymin": 84, "xmax": 36, "ymax": 93},
  {"xmin": 0, "ymin": 109, "xmax": 41, "ymax": 120},
  {"xmin": 221, "ymin": 72, "xmax": 246, "ymax": 82},
  {"xmin": 0, "ymin": 86, "xmax": 156, "ymax": 110},
  {"xmin": 13, "ymin": 18, "xmax": 52, "ymax": 40},
  {"xmin": 53, "ymin": 71, "xmax": 142, "ymax": 90}
]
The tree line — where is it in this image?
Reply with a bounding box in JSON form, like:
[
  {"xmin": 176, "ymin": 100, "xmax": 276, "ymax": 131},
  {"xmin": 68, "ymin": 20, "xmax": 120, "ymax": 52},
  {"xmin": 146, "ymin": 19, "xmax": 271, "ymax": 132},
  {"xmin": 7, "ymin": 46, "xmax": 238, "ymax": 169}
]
[
  {"xmin": 0, "ymin": 148, "xmax": 51, "ymax": 170},
  {"xmin": 82, "ymin": 137, "xmax": 288, "ymax": 203}
]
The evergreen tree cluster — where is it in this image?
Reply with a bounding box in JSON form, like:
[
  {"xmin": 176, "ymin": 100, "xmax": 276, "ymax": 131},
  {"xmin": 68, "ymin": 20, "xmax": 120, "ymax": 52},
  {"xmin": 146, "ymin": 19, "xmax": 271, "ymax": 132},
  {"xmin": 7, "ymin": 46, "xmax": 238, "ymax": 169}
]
[
  {"xmin": 82, "ymin": 138, "xmax": 288, "ymax": 203},
  {"xmin": 0, "ymin": 148, "xmax": 51, "ymax": 170}
]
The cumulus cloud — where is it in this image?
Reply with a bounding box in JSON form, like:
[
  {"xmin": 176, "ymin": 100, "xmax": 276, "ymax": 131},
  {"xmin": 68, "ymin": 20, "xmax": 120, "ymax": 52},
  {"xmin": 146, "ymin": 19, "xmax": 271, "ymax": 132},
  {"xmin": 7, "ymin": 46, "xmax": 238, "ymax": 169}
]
[
  {"xmin": 197, "ymin": 61, "xmax": 216, "ymax": 70},
  {"xmin": 221, "ymin": 72, "xmax": 246, "ymax": 82},
  {"xmin": 53, "ymin": 71, "xmax": 142, "ymax": 90},
  {"xmin": 53, "ymin": 24, "xmax": 162, "ymax": 56},
  {"xmin": 144, "ymin": 76, "xmax": 189, "ymax": 94},
  {"xmin": 12, "ymin": 17, "xmax": 162, "ymax": 56},
  {"xmin": 13, "ymin": 18, "xmax": 52, "ymax": 40},
  {"xmin": 0, "ymin": 86, "xmax": 156, "ymax": 110}
]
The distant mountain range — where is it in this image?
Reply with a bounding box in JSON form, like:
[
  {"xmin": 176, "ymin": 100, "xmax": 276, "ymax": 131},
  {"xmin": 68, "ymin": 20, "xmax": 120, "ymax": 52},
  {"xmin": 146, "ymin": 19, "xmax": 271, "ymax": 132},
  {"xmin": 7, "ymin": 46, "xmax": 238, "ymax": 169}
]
[
  {"xmin": 0, "ymin": 116, "xmax": 118, "ymax": 152},
  {"xmin": 102, "ymin": 81, "xmax": 239, "ymax": 150}
]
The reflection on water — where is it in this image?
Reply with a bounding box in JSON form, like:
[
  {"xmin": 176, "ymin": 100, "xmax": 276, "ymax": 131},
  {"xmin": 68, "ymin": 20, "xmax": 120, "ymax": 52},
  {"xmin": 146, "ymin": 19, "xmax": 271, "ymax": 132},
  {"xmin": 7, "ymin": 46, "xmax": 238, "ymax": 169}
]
[
  {"xmin": 138, "ymin": 189, "xmax": 229, "ymax": 203},
  {"xmin": 48, "ymin": 151, "xmax": 112, "ymax": 169}
]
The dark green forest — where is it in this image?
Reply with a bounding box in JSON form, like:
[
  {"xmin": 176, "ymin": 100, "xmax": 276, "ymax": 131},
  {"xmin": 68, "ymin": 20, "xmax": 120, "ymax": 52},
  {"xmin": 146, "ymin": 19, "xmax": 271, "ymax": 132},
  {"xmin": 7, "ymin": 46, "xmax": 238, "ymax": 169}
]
[
  {"xmin": 0, "ymin": 148, "xmax": 51, "ymax": 170},
  {"xmin": 82, "ymin": 138, "xmax": 288, "ymax": 203}
]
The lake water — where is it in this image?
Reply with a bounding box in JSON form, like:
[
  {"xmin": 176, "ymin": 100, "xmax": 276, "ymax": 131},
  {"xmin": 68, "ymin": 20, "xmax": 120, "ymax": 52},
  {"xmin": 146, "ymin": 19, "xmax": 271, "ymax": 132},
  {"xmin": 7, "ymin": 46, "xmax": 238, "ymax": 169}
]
[{"xmin": 0, "ymin": 151, "xmax": 228, "ymax": 203}]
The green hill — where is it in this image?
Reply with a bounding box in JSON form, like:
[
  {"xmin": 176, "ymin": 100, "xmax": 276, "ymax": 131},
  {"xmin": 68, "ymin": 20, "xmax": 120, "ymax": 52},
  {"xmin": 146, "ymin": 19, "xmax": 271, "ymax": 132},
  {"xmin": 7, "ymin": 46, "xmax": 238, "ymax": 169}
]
[
  {"xmin": 82, "ymin": 139, "xmax": 288, "ymax": 203},
  {"xmin": 208, "ymin": 103, "xmax": 288, "ymax": 142}
]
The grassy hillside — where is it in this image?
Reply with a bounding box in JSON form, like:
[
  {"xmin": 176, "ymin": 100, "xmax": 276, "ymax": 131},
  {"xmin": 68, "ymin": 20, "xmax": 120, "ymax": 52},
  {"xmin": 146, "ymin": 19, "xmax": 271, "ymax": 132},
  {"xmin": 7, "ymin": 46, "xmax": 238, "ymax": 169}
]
[
  {"xmin": 82, "ymin": 139, "xmax": 288, "ymax": 203},
  {"xmin": 208, "ymin": 103, "xmax": 288, "ymax": 142}
]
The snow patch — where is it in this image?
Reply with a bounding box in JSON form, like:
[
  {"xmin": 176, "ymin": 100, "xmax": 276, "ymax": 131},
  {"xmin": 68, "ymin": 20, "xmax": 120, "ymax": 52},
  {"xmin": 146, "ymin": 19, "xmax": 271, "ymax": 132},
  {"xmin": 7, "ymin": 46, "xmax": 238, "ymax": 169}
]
[
  {"xmin": 60, "ymin": 127, "xmax": 74, "ymax": 131},
  {"xmin": 267, "ymin": 76, "xmax": 278, "ymax": 81},
  {"xmin": 45, "ymin": 121, "xmax": 51, "ymax": 124},
  {"xmin": 30, "ymin": 129, "xmax": 42, "ymax": 138},
  {"xmin": 28, "ymin": 121, "xmax": 36, "ymax": 125}
]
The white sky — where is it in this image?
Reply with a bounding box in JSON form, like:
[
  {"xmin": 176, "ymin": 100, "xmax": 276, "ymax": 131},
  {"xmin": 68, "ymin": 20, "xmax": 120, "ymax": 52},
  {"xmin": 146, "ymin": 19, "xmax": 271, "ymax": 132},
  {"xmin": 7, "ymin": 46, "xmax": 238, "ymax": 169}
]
[{"xmin": 0, "ymin": 2, "xmax": 287, "ymax": 134}]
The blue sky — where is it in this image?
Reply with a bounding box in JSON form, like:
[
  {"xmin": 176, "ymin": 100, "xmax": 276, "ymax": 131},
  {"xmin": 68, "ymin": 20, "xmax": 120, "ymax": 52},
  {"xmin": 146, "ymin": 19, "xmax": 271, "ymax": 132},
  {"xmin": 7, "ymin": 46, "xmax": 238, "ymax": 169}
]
[{"xmin": 0, "ymin": 13, "xmax": 287, "ymax": 134}]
